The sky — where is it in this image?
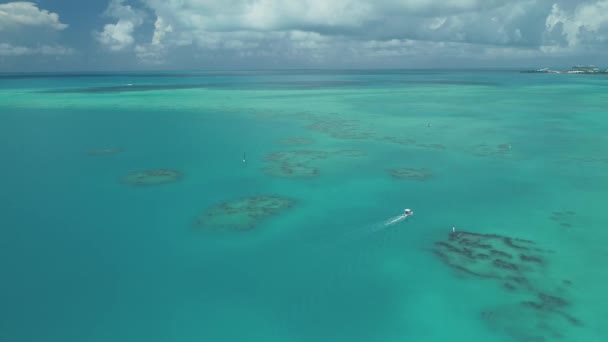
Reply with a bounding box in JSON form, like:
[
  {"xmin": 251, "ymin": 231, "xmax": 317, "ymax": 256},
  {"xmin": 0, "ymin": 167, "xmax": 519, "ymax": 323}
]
[{"xmin": 1, "ymin": 0, "xmax": 608, "ymax": 71}]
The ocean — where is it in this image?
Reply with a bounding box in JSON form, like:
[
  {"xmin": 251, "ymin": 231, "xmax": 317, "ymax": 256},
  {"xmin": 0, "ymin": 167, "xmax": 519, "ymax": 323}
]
[{"xmin": 1, "ymin": 70, "xmax": 607, "ymax": 341}]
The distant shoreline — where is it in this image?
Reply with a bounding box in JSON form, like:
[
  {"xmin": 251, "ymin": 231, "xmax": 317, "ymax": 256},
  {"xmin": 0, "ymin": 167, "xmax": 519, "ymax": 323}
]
[{"xmin": 522, "ymin": 66, "xmax": 608, "ymax": 74}]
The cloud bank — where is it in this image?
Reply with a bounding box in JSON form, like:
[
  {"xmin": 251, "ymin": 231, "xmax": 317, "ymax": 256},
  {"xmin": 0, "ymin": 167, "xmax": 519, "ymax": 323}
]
[
  {"xmin": 4, "ymin": 0, "xmax": 608, "ymax": 69},
  {"xmin": 89, "ymin": 0, "xmax": 608, "ymax": 67}
]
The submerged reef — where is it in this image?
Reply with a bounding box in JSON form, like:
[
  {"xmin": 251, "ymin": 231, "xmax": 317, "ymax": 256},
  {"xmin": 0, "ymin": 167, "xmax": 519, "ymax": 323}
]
[
  {"xmin": 86, "ymin": 147, "xmax": 123, "ymax": 156},
  {"xmin": 42, "ymin": 84, "xmax": 218, "ymax": 94},
  {"xmin": 415, "ymin": 143, "xmax": 446, "ymax": 150},
  {"xmin": 377, "ymin": 136, "xmax": 417, "ymax": 146},
  {"xmin": 263, "ymin": 150, "xmax": 366, "ymax": 178},
  {"xmin": 376, "ymin": 135, "xmax": 447, "ymax": 151},
  {"xmin": 278, "ymin": 137, "xmax": 314, "ymax": 146},
  {"xmin": 195, "ymin": 195, "xmax": 296, "ymax": 231},
  {"xmin": 264, "ymin": 150, "xmax": 328, "ymax": 178},
  {"xmin": 121, "ymin": 169, "xmax": 182, "ymax": 186},
  {"xmin": 433, "ymin": 231, "xmax": 581, "ymax": 341},
  {"xmin": 471, "ymin": 143, "xmax": 512, "ymax": 158},
  {"xmin": 255, "ymin": 111, "xmax": 316, "ymax": 122},
  {"xmin": 306, "ymin": 119, "xmax": 374, "ymax": 140},
  {"xmin": 566, "ymin": 156, "xmax": 608, "ymax": 164},
  {"xmin": 387, "ymin": 168, "xmax": 433, "ymax": 181},
  {"xmin": 550, "ymin": 210, "xmax": 576, "ymax": 228}
]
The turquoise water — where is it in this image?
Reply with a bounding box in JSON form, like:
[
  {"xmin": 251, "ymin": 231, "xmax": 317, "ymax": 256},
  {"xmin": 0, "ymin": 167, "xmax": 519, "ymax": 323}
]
[{"xmin": 1, "ymin": 70, "xmax": 607, "ymax": 341}]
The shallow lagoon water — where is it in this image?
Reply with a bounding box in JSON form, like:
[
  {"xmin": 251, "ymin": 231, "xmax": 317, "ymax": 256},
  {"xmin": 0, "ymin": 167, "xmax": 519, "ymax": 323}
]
[{"xmin": 1, "ymin": 70, "xmax": 608, "ymax": 341}]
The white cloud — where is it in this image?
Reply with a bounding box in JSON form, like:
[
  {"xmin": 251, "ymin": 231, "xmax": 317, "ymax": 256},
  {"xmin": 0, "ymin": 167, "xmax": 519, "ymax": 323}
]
[
  {"xmin": 0, "ymin": 42, "xmax": 74, "ymax": 56},
  {"xmin": 140, "ymin": 0, "xmax": 520, "ymax": 40},
  {"xmin": 97, "ymin": 21, "xmax": 138, "ymax": 51},
  {"xmin": 96, "ymin": 0, "xmax": 145, "ymax": 51},
  {"xmin": 144, "ymin": 0, "xmax": 376, "ymax": 32},
  {"xmin": 546, "ymin": 1, "xmax": 608, "ymax": 47},
  {"xmin": 0, "ymin": 2, "xmax": 73, "ymax": 58},
  {"xmin": 137, "ymin": 0, "xmax": 543, "ymax": 52},
  {"xmin": 151, "ymin": 16, "xmax": 172, "ymax": 46},
  {"xmin": 132, "ymin": 17, "xmax": 172, "ymax": 64},
  {"xmin": 90, "ymin": 0, "xmax": 608, "ymax": 66},
  {"xmin": 0, "ymin": 2, "xmax": 67, "ymax": 31}
]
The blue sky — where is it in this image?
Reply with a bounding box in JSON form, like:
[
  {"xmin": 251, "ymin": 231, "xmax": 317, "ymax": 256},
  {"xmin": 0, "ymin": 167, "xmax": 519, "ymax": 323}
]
[{"xmin": 1, "ymin": 0, "xmax": 608, "ymax": 71}]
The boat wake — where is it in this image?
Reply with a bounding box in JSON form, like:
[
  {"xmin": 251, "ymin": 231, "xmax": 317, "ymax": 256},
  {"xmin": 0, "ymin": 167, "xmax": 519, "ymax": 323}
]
[
  {"xmin": 384, "ymin": 214, "xmax": 408, "ymax": 226},
  {"xmin": 343, "ymin": 213, "xmax": 412, "ymax": 241}
]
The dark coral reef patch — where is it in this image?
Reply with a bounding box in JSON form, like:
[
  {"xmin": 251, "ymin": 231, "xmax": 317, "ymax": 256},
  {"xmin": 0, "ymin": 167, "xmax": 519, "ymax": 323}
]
[
  {"xmin": 195, "ymin": 195, "xmax": 296, "ymax": 231},
  {"xmin": 121, "ymin": 169, "xmax": 182, "ymax": 186},
  {"xmin": 433, "ymin": 230, "xmax": 581, "ymax": 340},
  {"xmin": 263, "ymin": 150, "xmax": 366, "ymax": 178},
  {"xmin": 376, "ymin": 136, "xmax": 417, "ymax": 146},
  {"xmin": 387, "ymin": 168, "xmax": 433, "ymax": 181},
  {"xmin": 471, "ymin": 143, "xmax": 512, "ymax": 158},
  {"xmin": 550, "ymin": 210, "xmax": 576, "ymax": 228},
  {"xmin": 416, "ymin": 143, "xmax": 446, "ymax": 150}
]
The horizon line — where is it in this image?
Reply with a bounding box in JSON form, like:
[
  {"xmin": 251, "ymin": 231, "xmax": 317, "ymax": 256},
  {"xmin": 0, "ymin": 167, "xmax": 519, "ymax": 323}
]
[{"xmin": 0, "ymin": 66, "xmax": 562, "ymax": 74}]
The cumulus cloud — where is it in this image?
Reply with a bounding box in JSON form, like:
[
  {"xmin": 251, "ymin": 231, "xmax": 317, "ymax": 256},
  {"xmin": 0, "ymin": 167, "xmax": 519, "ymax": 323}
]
[
  {"xmin": 132, "ymin": 16, "xmax": 172, "ymax": 64},
  {"xmin": 0, "ymin": 2, "xmax": 67, "ymax": 31},
  {"xmin": 0, "ymin": 2, "xmax": 72, "ymax": 58},
  {"xmin": 546, "ymin": 1, "xmax": 608, "ymax": 47},
  {"xmin": 96, "ymin": 0, "xmax": 145, "ymax": 51},
  {"xmin": 92, "ymin": 0, "xmax": 608, "ymax": 66}
]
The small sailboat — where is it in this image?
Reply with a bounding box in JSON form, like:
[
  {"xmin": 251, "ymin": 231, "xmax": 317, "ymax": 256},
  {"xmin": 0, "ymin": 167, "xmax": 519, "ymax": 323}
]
[{"xmin": 243, "ymin": 152, "xmax": 247, "ymax": 163}]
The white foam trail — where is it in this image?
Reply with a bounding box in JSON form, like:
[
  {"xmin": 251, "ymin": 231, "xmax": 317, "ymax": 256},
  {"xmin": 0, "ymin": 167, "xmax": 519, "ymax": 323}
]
[
  {"xmin": 342, "ymin": 214, "xmax": 410, "ymax": 241},
  {"xmin": 384, "ymin": 215, "xmax": 407, "ymax": 226}
]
